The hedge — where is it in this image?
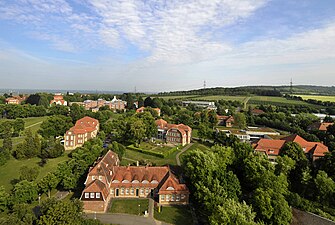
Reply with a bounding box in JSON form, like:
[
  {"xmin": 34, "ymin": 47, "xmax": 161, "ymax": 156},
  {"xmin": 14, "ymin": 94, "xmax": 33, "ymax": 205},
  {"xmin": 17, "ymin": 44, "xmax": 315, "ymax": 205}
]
[{"xmin": 127, "ymin": 144, "xmax": 180, "ymax": 158}]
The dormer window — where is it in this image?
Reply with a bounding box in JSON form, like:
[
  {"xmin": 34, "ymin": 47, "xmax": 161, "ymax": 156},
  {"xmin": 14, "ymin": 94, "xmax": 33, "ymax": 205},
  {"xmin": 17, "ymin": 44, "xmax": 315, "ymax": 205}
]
[
  {"xmin": 122, "ymin": 180, "xmax": 129, "ymax": 183},
  {"xmin": 99, "ymin": 176, "xmax": 102, "ymax": 180},
  {"xmin": 142, "ymin": 180, "xmax": 149, "ymax": 184},
  {"xmin": 151, "ymin": 180, "xmax": 158, "ymax": 184},
  {"xmin": 167, "ymin": 186, "xmax": 175, "ymax": 190},
  {"xmin": 92, "ymin": 176, "xmax": 96, "ymax": 180}
]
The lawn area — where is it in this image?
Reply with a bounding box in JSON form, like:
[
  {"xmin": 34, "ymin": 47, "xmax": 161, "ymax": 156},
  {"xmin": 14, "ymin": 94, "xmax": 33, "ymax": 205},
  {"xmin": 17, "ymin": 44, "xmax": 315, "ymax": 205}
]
[
  {"xmin": 154, "ymin": 205, "xmax": 193, "ymax": 225},
  {"xmin": 0, "ymin": 116, "xmax": 48, "ymax": 146},
  {"xmin": 187, "ymin": 142, "xmax": 212, "ymax": 152},
  {"xmin": 109, "ymin": 198, "xmax": 149, "ymax": 216},
  {"xmin": 297, "ymin": 95, "xmax": 335, "ymax": 102},
  {"xmin": 0, "ymin": 153, "xmax": 70, "ymax": 191},
  {"xmin": 124, "ymin": 147, "xmax": 179, "ymax": 165},
  {"xmin": 138, "ymin": 142, "xmax": 174, "ymax": 154}
]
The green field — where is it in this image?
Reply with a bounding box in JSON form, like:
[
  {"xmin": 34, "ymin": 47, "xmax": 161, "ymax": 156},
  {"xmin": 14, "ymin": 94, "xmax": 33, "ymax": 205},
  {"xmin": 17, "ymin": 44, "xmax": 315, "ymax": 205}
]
[
  {"xmin": 109, "ymin": 199, "xmax": 149, "ymax": 215},
  {"xmin": 191, "ymin": 95, "xmax": 248, "ymax": 102},
  {"xmin": 0, "ymin": 153, "xmax": 69, "ymax": 191},
  {"xmin": 297, "ymin": 95, "xmax": 335, "ymax": 102},
  {"xmin": 138, "ymin": 142, "xmax": 174, "ymax": 154},
  {"xmin": 248, "ymin": 96, "xmax": 310, "ymax": 106},
  {"xmin": 154, "ymin": 205, "xmax": 193, "ymax": 225},
  {"xmin": 124, "ymin": 147, "xmax": 179, "ymax": 165},
  {"xmin": 0, "ymin": 116, "xmax": 48, "ymax": 146},
  {"xmin": 153, "ymin": 95, "xmax": 198, "ymax": 100}
]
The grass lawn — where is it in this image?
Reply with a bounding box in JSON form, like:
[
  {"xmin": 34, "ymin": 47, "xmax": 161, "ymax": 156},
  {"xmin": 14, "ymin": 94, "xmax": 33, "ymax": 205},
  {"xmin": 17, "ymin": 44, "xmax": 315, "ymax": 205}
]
[
  {"xmin": 154, "ymin": 205, "xmax": 193, "ymax": 225},
  {"xmin": 124, "ymin": 148, "xmax": 178, "ymax": 166},
  {"xmin": 0, "ymin": 153, "xmax": 70, "ymax": 191},
  {"xmin": 109, "ymin": 198, "xmax": 149, "ymax": 216},
  {"xmin": 297, "ymin": 95, "xmax": 335, "ymax": 102},
  {"xmin": 187, "ymin": 142, "xmax": 212, "ymax": 152},
  {"xmin": 138, "ymin": 142, "xmax": 174, "ymax": 154}
]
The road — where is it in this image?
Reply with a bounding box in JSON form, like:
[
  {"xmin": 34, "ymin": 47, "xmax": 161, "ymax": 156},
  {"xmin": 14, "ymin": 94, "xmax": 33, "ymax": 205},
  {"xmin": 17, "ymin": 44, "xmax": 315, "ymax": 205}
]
[
  {"xmin": 85, "ymin": 213, "xmax": 171, "ymax": 225},
  {"xmin": 176, "ymin": 143, "xmax": 194, "ymax": 166}
]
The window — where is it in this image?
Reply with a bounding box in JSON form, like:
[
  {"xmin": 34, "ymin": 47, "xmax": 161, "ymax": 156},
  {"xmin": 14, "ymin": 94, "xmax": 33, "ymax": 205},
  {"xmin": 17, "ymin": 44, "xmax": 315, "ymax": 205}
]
[
  {"xmin": 166, "ymin": 195, "xmax": 170, "ymax": 201},
  {"xmin": 85, "ymin": 193, "xmax": 89, "ymax": 198},
  {"xmin": 90, "ymin": 193, "xmax": 95, "ymax": 198},
  {"xmin": 96, "ymin": 193, "xmax": 100, "ymax": 198},
  {"xmin": 145, "ymin": 189, "xmax": 149, "ymax": 194},
  {"xmin": 111, "ymin": 189, "xmax": 114, "ymax": 195},
  {"xmin": 66, "ymin": 141, "xmax": 69, "ymax": 146},
  {"xmin": 140, "ymin": 189, "xmax": 144, "ymax": 195},
  {"xmin": 99, "ymin": 176, "xmax": 102, "ymax": 180},
  {"xmin": 92, "ymin": 176, "xmax": 96, "ymax": 180},
  {"xmin": 121, "ymin": 188, "xmax": 124, "ymax": 195},
  {"xmin": 181, "ymin": 194, "xmax": 185, "ymax": 199},
  {"xmin": 161, "ymin": 195, "xmax": 165, "ymax": 201},
  {"xmin": 171, "ymin": 195, "xmax": 175, "ymax": 201},
  {"xmin": 126, "ymin": 188, "xmax": 129, "ymax": 195},
  {"xmin": 130, "ymin": 188, "xmax": 134, "ymax": 195},
  {"xmin": 176, "ymin": 195, "xmax": 180, "ymax": 201}
]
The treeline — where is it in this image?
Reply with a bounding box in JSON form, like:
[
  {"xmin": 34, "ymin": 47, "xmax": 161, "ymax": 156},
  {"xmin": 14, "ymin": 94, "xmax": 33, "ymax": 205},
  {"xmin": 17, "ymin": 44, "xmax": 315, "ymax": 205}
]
[{"xmin": 158, "ymin": 87, "xmax": 282, "ymax": 97}]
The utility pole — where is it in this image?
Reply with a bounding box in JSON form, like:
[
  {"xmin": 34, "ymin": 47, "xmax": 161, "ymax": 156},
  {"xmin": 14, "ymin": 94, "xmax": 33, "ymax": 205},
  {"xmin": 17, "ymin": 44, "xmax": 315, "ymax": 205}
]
[{"xmin": 290, "ymin": 78, "xmax": 293, "ymax": 94}]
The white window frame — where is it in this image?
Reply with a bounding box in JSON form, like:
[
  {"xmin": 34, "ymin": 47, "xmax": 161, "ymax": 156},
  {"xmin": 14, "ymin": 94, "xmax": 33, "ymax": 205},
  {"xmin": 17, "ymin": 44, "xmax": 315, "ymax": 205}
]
[
  {"xmin": 90, "ymin": 193, "xmax": 95, "ymax": 198},
  {"xmin": 85, "ymin": 193, "xmax": 89, "ymax": 198},
  {"xmin": 96, "ymin": 193, "xmax": 100, "ymax": 198}
]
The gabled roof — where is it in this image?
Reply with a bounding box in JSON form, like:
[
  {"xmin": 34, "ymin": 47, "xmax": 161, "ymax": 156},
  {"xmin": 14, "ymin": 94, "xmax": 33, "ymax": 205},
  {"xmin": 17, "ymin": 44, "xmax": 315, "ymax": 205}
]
[
  {"xmin": 308, "ymin": 122, "xmax": 333, "ymax": 131},
  {"xmin": 82, "ymin": 179, "xmax": 109, "ymax": 201},
  {"xmin": 66, "ymin": 116, "xmax": 99, "ymax": 135},
  {"xmin": 158, "ymin": 172, "xmax": 189, "ymax": 194},
  {"xmin": 254, "ymin": 139, "xmax": 286, "ymax": 155}
]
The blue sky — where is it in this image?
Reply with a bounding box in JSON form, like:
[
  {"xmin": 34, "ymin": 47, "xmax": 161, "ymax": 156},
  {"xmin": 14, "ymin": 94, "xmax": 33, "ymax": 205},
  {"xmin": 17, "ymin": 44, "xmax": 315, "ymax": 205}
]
[{"xmin": 0, "ymin": 0, "xmax": 334, "ymax": 92}]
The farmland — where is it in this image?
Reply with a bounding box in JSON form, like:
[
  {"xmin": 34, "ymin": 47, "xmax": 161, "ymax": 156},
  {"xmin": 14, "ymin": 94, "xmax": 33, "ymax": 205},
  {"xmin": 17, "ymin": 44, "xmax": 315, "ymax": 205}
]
[{"xmin": 297, "ymin": 95, "xmax": 335, "ymax": 102}]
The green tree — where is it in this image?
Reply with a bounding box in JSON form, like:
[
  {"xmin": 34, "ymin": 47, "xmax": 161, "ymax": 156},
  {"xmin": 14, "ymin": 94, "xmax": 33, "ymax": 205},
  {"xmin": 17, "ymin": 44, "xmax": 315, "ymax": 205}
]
[
  {"xmin": 130, "ymin": 119, "xmax": 146, "ymax": 146},
  {"xmin": 234, "ymin": 112, "xmax": 247, "ymax": 129},
  {"xmin": 12, "ymin": 180, "xmax": 38, "ymax": 204},
  {"xmin": 314, "ymin": 170, "xmax": 335, "ymax": 205},
  {"xmin": 0, "ymin": 186, "xmax": 9, "ymax": 212},
  {"xmin": 198, "ymin": 123, "xmax": 212, "ymax": 141},
  {"xmin": 39, "ymin": 115, "xmax": 73, "ymax": 138},
  {"xmin": 208, "ymin": 110, "xmax": 218, "ymax": 128},
  {"xmin": 19, "ymin": 166, "xmax": 39, "ymax": 181},
  {"xmin": 38, "ymin": 173, "xmax": 59, "ymax": 198},
  {"xmin": 280, "ymin": 142, "xmax": 306, "ymax": 161},
  {"xmin": 12, "ymin": 118, "xmax": 25, "ymax": 135},
  {"xmin": 144, "ymin": 97, "xmax": 153, "ymax": 107}
]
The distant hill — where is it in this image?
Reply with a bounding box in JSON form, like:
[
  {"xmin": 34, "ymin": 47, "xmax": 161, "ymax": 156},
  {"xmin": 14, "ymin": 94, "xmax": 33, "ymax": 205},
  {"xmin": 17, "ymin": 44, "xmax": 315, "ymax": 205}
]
[{"xmin": 158, "ymin": 85, "xmax": 335, "ymax": 96}]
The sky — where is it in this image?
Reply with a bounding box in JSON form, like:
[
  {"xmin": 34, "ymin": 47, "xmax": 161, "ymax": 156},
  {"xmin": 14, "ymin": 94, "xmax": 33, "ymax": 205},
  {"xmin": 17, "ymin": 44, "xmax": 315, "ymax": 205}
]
[{"xmin": 0, "ymin": 0, "xmax": 334, "ymax": 92}]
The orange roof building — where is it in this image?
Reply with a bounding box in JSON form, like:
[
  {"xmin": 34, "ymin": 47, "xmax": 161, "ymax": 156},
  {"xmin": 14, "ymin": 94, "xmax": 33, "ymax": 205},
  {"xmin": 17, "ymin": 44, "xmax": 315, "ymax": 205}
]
[
  {"xmin": 308, "ymin": 122, "xmax": 334, "ymax": 132},
  {"xmin": 50, "ymin": 94, "xmax": 67, "ymax": 106},
  {"xmin": 254, "ymin": 134, "xmax": 329, "ymax": 162},
  {"xmin": 155, "ymin": 119, "xmax": 192, "ymax": 146},
  {"xmin": 217, "ymin": 115, "xmax": 234, "ymax": 127},
  {"xmin": 5, "ymin": 96, "xmax": 26, "ymax": 105},
  {"xmin": 80, "ymin": 150, "xmax": 189, "ymax": 212},
  {"xmin": 64, "ymin": 116, "xmax": 99, "ymax": 150},
  {"xmin": 136, "ymin": 106, "xmax": 161, "ymax": 116}
]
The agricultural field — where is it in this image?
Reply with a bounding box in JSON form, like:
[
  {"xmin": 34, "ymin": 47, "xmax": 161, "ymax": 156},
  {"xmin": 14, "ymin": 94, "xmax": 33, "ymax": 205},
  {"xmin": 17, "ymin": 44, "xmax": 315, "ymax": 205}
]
[
  {"xmin": 248, "ymin": 96, "xmax": 311, "ymax": 106},
  {"xmin": 297, "ymin": 95, "xmax": 335, "ymax": 102},
  {"xmin": 0, "ymin": 153, "xmax": 70, "ymax": 191},
  {"xmin": 154, "ymin": 95, "xmax": 199, "ymax": 100},
  {"xmin": 190, "ymin": 95, "xmax": 248, "ymax": 102}
]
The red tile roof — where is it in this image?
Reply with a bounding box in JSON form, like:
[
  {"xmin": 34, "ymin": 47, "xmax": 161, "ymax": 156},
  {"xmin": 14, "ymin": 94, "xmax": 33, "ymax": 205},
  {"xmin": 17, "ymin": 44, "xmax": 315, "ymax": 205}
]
[{"xmin": 309, "ymin": 122, "xmax": 333, "ymax": 131}]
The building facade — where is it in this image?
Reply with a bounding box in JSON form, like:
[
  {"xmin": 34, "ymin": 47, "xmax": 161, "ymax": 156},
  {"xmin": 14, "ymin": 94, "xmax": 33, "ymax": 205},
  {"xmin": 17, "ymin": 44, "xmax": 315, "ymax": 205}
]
[
  {"xmin": 5, "ymin": 96, "xmax": 25, "ymax": 104},
  {"xmin": 64, "ymin": 116, "xmax": 99, "ymax": 150},
  {"xmin": 136, "ymin": 107, "xmax": 161, "ymax": 116},
  {"xmin": 155, "ymin": 119, "xmax": 192, "ymax": 146},
  {"xmin": 81, "ymin": 151, "xmax": 189, "ymax": 212}
]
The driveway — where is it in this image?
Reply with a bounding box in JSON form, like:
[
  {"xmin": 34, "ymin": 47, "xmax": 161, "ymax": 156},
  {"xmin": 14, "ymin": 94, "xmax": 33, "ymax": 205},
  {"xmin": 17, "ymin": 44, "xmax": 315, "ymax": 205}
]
[{"xmin": 85, "ymin": 213, "xmax": 171, "ymax": 225}]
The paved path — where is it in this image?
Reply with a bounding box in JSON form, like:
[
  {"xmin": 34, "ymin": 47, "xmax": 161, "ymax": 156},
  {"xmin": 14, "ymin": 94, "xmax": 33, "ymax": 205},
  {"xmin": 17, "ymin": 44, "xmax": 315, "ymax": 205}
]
[
  {"xmin": 176, "ymin": 143, "xmax": 194, "ymax": 166},
  {"xmin": 243, "ymin": 97, "xmax": 251, "ymax": 109},
  {"xmin": 148, "ymin": 198, "xmax": 154, "ymax": 218},
  {"xmin": 54, "ymin": 191, "xmax": 70, "ymax": 200},
  {"xmin": 85, "ymin": 213, "xmax": 171, "ymax": 225}
]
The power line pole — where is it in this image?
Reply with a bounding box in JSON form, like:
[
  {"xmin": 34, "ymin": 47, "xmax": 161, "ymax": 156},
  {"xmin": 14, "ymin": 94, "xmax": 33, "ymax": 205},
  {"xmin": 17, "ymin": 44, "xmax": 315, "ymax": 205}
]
[{"xmin": 290, "ymin": 78, "xmax": 293, "ymax": 94}]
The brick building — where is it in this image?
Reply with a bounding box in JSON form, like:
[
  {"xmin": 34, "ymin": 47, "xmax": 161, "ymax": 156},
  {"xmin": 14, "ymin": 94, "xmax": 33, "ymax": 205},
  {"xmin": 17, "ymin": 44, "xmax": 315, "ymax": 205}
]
[
  {"xmin": 254, "ymin": 134, "xmax": 329, "ymax": 162},
  {"xmin": 136, "ymin": 107, "xmax": 161, "ymax": 116},
  {"xmin": 156, "ymin": 119, "xmax": 192, "ymax": 146},
  {"xmin": 217, "ymin": 115, "xmax": 234, "ymax": 127},
  {"xmin": 81, "ymin": 151, "xmax": 189, "ymax": 212},
  {"xmin": 64, "ymin": 116, "xmax": 99, "ymax": 150},
  {"xmin": 5, "ymin": 96, "xmax": 25, "ymax": 105}
]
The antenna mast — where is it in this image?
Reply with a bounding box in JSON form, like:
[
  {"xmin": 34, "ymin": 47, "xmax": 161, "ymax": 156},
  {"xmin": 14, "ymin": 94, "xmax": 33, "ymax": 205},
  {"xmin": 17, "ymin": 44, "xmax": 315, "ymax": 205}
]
[
  {"xmin": 203, "ymin": 80, "xmax": 206, "ymax": 89},
  {"xmin": 290, "ymin": 78, "xmax": 293, "ymax": 94}
]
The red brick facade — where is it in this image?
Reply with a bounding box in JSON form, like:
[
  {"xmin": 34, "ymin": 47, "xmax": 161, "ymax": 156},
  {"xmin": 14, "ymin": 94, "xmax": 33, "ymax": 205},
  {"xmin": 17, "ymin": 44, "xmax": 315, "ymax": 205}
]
[{"xmin": 156, "ymin": 119, "xmax": 192, "ymax": 146}]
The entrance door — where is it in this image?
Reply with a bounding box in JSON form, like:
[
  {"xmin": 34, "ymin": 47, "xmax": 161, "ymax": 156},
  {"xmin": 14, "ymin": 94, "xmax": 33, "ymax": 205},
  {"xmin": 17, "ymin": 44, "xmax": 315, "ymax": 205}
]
[
  {"xmin": 136, "ymin": 189, "xmax": 139, "ymax": 196},
  {"xmin": 116, "ymin": 189, "xmax": 119, "ymax": 197}
]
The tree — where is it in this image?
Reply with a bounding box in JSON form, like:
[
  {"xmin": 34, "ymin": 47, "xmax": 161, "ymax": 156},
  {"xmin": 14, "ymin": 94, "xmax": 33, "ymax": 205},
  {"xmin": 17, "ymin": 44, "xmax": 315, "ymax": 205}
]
[
  {"xmin": 209, "ymin": 199, "xmax": 257, "ymax": 225},
  {"xmin": 39, "ymin": 115, "xmax": 73, "ymax": 138},
  {"xmin": 69, "ymin": 103, "xmax": 86, "ymax": 123},
  {"xmin": 144, "ymin": 97, "xmax": 153, "ymax": 107},
  {"xmin": 38, "ymin": 198, "xmax": 83, "ymax": 225},
  {"xmin": 38, "ymin": 173, "xmax": 59, "ymax": 198},
  {"xmin": 208, "ymin": 110, "xmax": 218, "ymax": 128},
  {"xmin": 130, "ymin": 119, "xmax": 146, "ymax": 145},
  {"xmin": 280, "ymin": 142, "xmax": 306, "ymax": 162},
  {"xmin": 198, "ymin": 123, "xmax": 212, "ymax": 141},
  {"xmin": 49, "ymin": 105, "xmax": 69, "ymax": 116},
  {"xmin": 19, "ymin": 166, "xmax": 39, "ymax": 182},
  {"xmin": 136, "ymin": 112, "xmax": 157, "ymax": 138},
  {"xmin": 41, "ymin": 137, "xmax": 65, "ymax": 158},
  {"xmin": 13, "ymin": 129, "xmax": 41, "ymax": 159},
  {"xmin": 12, "ymin": 180, "xmax": 38, "ymax": 204},
  {"xmin": 314, "ymin": 170, "xmax": 335, "ymax": 205},
  {"xmin": 138, "ymin": 96, "xmax": 144, "ymax": 108},
  {"xmin": 234, "ymin": 113, "xmax": 247, "ymax": 129},
  {"xmin": 12, "ymin": 118, "xmax": 25, "ymax": 135},
  {"xmin": 0, "ymin": 186, "xmax": 9, "ymax": 212},
  {"xmin": 109, "ymin": 141, "xmax": 126, "ymax": 160}
]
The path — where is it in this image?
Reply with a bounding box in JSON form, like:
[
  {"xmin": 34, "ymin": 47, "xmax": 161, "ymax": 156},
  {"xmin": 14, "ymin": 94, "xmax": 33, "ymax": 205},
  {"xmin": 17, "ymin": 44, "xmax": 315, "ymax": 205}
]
[
  {"xmin": 54, "ymin": 191, "xmax": 70, "ymax": 200},
  {"xmin": 25, "ymin": 121, "xmax": 43, "ymax": 129},
  {"xmin": 85, "ymin": 213, "xmax": 171, "ymax": 225},
  {"xmin": 243, "ymin": 96, "xmax": 251, "ymax": 109},
  {"xmin": 176, "ymin": 143, "xmax": 194, "ymax": 166},
  {"xmin": 123, "ymin": 157, "xmax": 137, "ymax": 162}
]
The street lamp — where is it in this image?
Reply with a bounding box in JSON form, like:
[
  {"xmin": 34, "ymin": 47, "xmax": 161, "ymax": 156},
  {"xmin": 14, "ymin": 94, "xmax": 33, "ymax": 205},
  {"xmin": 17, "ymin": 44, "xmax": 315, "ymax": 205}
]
[
  {"xmin": 38, "ymin": 193, "xmax": 41, "ymax": 205},
  {"xmin": 138, "ymin": 204, "xmax": 141, "ymax": 215}
]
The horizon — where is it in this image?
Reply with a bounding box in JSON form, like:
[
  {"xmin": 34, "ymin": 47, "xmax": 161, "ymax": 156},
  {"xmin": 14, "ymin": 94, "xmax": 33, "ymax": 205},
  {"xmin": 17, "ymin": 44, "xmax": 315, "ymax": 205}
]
[{"xmin": 0, "ymin": 0, "xmax": 334, "ymax": 91}]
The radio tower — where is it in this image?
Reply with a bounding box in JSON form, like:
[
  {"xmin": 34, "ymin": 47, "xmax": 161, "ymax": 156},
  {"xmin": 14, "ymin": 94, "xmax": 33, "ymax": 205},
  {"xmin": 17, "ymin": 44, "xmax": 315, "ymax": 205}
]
[
  {"xmin": 290, "ymin": 78, "xmax": 293, "ymax": 94},
  {"xmin": 203, "ymin": 80, "xmax": 206, "ymax": 89}
]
